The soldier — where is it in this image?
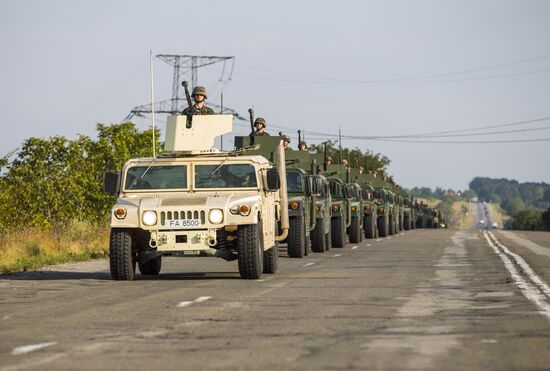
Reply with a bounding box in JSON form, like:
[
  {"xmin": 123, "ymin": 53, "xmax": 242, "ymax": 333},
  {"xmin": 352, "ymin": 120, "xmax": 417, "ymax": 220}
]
[
  {"xmin": 253, "ymin": 118, "xmax": 270, "ymax": 136},
  {"xmin": 282, "ymin": 135, "xmax": 290, "ymax": 150},
  {"xmin": 342, "ymin": 159, "xmax": 349, "ymax": 167},
  {"xmin": 298, "ymin": 141, "xmax": 308, "ymax": 151},
  {"xmin": 358, "ymin": 166, "xmax": 365, "ymax": 174},
  {"xmin": 326, "ymin": 156, "xmax": 333, "ymax": 165},
  {"xmin": 182, "ymin": 86, "xmax": 215, "ymax": 115}
]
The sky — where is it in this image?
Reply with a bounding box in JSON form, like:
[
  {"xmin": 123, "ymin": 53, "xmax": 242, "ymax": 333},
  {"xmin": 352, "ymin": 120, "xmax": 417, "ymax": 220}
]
[{"xmin": 0, "ymin": 0, "xmax": 549, "ymax": 190}]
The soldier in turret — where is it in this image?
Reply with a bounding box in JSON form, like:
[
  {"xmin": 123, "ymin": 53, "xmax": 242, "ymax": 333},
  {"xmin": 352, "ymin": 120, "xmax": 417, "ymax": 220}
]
[
  {"xmin": 253, "ymin": 118, "xmax": 270, "ymax": 136},
  {"xmin": 282, "ymin": 135, "xmax": 291, "ymax": 150},
  {"xmin": 182, "ymin": 86, "xmax": 215, "ymax": 115},
  {"xmin": 326, "ymin": 156, "xmax": 333, "ymax": 165},
  {"xmin": 298, "ymin": 141, "xmax": 308, "ymax": 151}
]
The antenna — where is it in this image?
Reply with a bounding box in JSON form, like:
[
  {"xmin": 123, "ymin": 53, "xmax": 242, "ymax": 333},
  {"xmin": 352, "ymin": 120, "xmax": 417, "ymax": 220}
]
[{"xmin": 150, "ymin": 50, "xmax": 156, "ymax": 158}]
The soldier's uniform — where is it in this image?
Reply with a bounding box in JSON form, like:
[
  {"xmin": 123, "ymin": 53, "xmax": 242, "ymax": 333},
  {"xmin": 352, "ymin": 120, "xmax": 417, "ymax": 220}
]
[
  {"xmin": 254, "ymin": 130, "xmax": 270, "ymax": 136},
  {"xmin": 182, "ymin": 106, "xmax": 215, "ymax": 115}
]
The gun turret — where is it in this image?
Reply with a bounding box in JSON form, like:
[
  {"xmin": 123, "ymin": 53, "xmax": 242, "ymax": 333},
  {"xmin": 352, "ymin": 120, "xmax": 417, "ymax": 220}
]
[
  {"xmin": 182, "ymin": 81, "xmax": 194, "ymax": 115},
  {"xmin": 248, "ymin": 108, "xmax": 255, "ymax": 144}
]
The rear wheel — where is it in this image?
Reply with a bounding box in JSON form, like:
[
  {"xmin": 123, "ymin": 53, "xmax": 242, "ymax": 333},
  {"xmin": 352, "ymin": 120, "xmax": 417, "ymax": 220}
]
[
  {"xmin": 287, "ymin": 216, "xmax": 306, "ymax": 258},
  {"xmin": 138, "ymin": 256, "xmax": 162, "ymax": 275},
  {"xmin": 263, "ymin": 244, "xmax": 278, "ymax": 274},
  {"xmin": 109, "ymin": 229, "xmax": 136, "ymax": 281},
  {"xmin": 311, "ymin": 218, "xmax": 326, "ymax": 253},
  {"xmin": 331, "ymin": 216, "xmax": 346, "ymax": 248},
  {"xmin": 237, "ymin": 223, "xmax": 263, "ymax": 279}
]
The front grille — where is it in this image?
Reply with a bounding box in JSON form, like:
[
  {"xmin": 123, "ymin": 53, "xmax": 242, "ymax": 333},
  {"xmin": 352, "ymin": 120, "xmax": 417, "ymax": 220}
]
[{"xmin": 160, "ymin": 210, "xmax": 206, "ymax": 226}]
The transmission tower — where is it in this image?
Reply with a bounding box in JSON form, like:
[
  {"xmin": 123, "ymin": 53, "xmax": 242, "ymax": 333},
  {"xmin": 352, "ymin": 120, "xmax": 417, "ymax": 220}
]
[{"xmin": 125, "ymin": 54, "xmax": 244, "ymax": 121}]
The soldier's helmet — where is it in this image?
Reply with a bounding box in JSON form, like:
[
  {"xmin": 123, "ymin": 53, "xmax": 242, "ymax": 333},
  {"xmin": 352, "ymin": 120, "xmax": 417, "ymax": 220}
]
[
  {"xmin": 282, "ymin": 135, "xmax": 291, "ymax": 143},
  {"xmin": 254, "ymin": 117, "xmax": 266, "ymax": 128},
  {"xmin": 299, "ymin": 141, "xmax": 307, "ymax": 148},
  {"xmin": 327, "ymin": 156, "xmax": 333, "ymax": 161},
  {"xmin": 192, "ymin": 86, "xmax": 208, "ymax": 99},
  {"xmin": 342, "ymin": 159, "xmax": 349, "ymax": 166}
]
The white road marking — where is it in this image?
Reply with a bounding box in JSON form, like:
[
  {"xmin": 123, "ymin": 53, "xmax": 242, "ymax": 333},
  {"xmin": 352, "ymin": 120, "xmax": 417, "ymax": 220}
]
[
  {"xmin": 351, "ymin": 246, "xmax": 358, "ymax": 250},
  {"xmin": 483, "ymin": 231, "xmax": 550, "ymax": 319},
  {"xmin": 332, "ymin": 254, "xmax": 342, "ymax": 258},
  {"xmin": 11, "ymin": 342, "xmax": 57, "ymax": 355},
  {"xmin": 302, "ymin": 262, "xmax": 315, "ymax": 267},
  {"xmin": 400, "ymin": 233, "xmax": 405, "ymax": 236},
  {"xmin": 481, "ymin": 339, "xmax": 498, "ymax": 344},
  {"xmin": 176, "ymin": 301, "xmax": 194, "ymax": 308},
  {"xmin": 367, "ymin": 244, "xmax": 372, "ymax": 246},
  {"xmin": 256, "ymin": 279, "xmax": 265, "ymax": 282},
  {"xmin": 488, "ymin": 231, "xmax": 550, "ymax": 298},
  {"xmin": 376, "ymin": 239, "xmax": 382, "ymax": 242},
  {"xmin": 194, "ymin": 296, "xmax": 212, "ymax": 303}
]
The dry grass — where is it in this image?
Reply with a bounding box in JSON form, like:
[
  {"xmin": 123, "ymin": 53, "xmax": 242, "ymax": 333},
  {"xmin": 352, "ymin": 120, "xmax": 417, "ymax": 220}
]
[
  {"xmin": 453, "ymin": 201, "xmax": 475, "ymax": 230},
  {"xmin": 0, "ymin": 223, "xmax": 109, "ymax": 274}
]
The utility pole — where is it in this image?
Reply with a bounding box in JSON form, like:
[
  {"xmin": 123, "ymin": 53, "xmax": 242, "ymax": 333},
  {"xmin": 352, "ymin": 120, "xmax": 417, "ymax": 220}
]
[{"xmin": 125, "ymin": 54, "xmax": 245, "ymax": 121}]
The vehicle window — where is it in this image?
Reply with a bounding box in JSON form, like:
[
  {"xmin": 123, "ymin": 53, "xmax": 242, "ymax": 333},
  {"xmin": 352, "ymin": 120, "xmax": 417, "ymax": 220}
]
[
  {"xmin": 125, "ymin": 165, "xmax": 187, "ymax": 190},
  {"xmin": 195, "ymin": 164, "xmax": 257, "ymax": 188},
  {"xmin": 286, "ymin": 172, "xmax": 302, "ymax": 192}
]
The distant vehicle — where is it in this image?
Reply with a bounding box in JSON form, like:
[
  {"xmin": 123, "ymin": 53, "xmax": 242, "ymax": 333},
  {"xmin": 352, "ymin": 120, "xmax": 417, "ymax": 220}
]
[{"xmin": 492, "ymin": 222, "xmax": 498, "ymax": 229}]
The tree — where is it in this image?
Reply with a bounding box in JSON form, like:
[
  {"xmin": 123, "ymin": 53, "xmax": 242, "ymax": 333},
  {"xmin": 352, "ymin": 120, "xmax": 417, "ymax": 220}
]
[{"xmin": 511, "ymin": 209, "xmax": 543, "ymax": 231}]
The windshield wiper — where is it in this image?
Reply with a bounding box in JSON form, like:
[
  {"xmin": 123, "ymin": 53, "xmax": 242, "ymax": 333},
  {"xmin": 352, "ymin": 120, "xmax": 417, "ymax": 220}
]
[
  {"xmin": 128, "ymin": 158, "xmax": 156, "ymax": 189},
  {"xmin": 210, "ymin": 157, "xmax": 229, "ymax": 177}
]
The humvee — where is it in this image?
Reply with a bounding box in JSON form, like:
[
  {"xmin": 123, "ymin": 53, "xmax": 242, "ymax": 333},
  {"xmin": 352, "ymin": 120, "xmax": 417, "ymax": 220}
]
[{"xmin": 103, "ymin": 115, "xmax": 289, "ymax": 280}]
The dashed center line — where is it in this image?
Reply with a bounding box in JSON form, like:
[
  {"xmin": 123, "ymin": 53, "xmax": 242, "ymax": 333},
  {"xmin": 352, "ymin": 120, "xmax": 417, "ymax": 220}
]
[
  {"xmin": 367, "ymin": 244, "xmax": 372, "ymax": 246},
  {"xmin": 11, "ymin": 342, "xmax": 57, "ymax": 355},
  {"xmin": 177, "ymin": 296, "xmax": 213, "ymax": 308},
  {"xmin": 351, "ymin": 245, "xmax": 358, "ymax": 250},
  {"xmin": 302, "ymin": 262, "xmax": 315, "ymax": 267},
  {"xmin": 332, "ymin": 254, "xmax": 342, "ymax": 258},
  {"xmin": 376, "ymin": 239, "xmax": 382, "ymax": 242}
]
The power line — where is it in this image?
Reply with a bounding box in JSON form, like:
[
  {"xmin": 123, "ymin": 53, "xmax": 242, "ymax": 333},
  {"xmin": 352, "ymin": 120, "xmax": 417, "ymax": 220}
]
[{"xmin": 236, "ymin": 52, "xmax": 550, "ymax": 84}]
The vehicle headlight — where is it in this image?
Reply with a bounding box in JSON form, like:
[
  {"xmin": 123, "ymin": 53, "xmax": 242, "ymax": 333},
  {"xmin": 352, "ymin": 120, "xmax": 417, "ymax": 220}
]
[
  {"xmin": 208, "ymin": 209, "xmax": 224, "ymax": 224},
  {"xmin": 289, "ymin": 201, "xmax": 300, "ymax": 210},
  {"xmin": 142, "ymin": 210, "xmax": 157, "ymax": 226},
  {"xmin": 332, "ymin": 204, "xmax": 340, "ymax": 212}
]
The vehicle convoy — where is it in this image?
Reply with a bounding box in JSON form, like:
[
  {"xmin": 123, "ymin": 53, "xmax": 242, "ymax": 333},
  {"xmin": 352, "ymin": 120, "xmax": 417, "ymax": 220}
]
[
  {"xmin": 104, "ymin": 114, "xmax": 289, "ymax": 280},
  {"xmin": 236, "ymin": 132, "xmax": 332, "ymax": 255},
  {"xmin": 323, "ymin": 163, "xmax": 351, "ymax": 248}
]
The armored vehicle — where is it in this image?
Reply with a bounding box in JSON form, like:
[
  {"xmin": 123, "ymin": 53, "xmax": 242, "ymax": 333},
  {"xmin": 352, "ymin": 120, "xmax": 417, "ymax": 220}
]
[
  {"xmin": 351, "ymin": 170, "xmax": 379, "ymax": 239},
  {"xmin": 104, "ymin": 115, "xmax": 289, "ymax": 280},
  {"xmin": 345, "ymin": 182, "xmax": 364, "ymax": 243}
]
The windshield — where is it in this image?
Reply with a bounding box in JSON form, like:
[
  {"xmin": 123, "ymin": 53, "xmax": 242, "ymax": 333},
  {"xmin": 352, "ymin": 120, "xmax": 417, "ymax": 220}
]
[
  {"xmin": 125, "ymin": 165, "xmax": 187, "ymax": 190},
  {"xmin": 195, "ymin": 164, "xmax": 257, "ymax": 188},
  {"xmin": 286, "ymin": 172, "xmax": 303, "ymax": 192}
]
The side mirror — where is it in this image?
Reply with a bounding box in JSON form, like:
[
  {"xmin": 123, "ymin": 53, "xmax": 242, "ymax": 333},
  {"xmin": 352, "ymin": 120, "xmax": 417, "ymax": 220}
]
[
  {"xmin": 306, "ymin": 176, "xmax": 314, "ymax": 196},
  {"xmin": 267, "ymin": 168, "xmax": 280, "ymax": 191},
  {"xmin": 104, "ymin": 171, "xmax": 120, "ymax": 195}
]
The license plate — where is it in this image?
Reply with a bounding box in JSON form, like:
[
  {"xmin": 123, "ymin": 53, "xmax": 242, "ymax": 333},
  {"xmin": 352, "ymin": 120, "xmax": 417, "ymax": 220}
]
[{"xmin": 164, "ymin": 219, "xmax": 201, "ymax": 229}]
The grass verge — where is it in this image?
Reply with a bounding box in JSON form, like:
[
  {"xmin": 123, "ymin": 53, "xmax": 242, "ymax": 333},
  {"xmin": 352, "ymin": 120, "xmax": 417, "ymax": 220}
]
[{"xmin": 0, "ymin": 222, "xmax": 109, "ymax": 274}]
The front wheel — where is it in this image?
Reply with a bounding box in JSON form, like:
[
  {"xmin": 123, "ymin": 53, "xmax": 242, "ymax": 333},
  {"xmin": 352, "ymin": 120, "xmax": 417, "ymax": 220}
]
[
  {"xmin": 365, "ymin": 214, "xmax": 376, "ymax": 239},
  {"xmin": 378, "ymin": 215, "xmax": 388, "ymax": 237},
  {"xmin": 331, "ymin": 216, "xmax": 347, "ymax": 248},
  {"xmin": 310, "ymin": 218, "xmax": 326, "ymax": 253},
  {"xmin": 109, "ymin": 229, "xmax": 136, "ymax": 281},
  {"xmin": 287, "ymin": 216, "xmax": 306, "ymax": 258},
  {"xmin": 237, "ymin": 223, "xmax": 263, "ymax": 279},
  {"xmin": 404, "ymin": 215, "xmax": 411, "ymax": 231},
  {"xmin": 349, "ymin": 216, "xmax": 361, "ymax": 243}
]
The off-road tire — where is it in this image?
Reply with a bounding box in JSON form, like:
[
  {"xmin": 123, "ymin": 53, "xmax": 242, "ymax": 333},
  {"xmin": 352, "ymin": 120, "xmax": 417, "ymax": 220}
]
[
  {"xmin": 109, "ymin": 229, "xmax": 136, "ymax": 281},
  {"xmin": 138, "ymin": 256, "xmax": 162, "ymax": 275},
  {"xmin": 378, "ymin": 215, "xmax": 389, "ymax": 237},
  {"xmin": 331, "ymin": 216, "xmax": 346, "ymax": 248},
  {"xmin": 365, "ymin": 214, "xmax": 376, "ymax": 239},
  {"xmin": 263, "ymin": 244, "xmax": 278, "ymax": 274},
  {"xmin": 287, "ymin": 216, "xmax": 306, "ymax": 258},
  {"xmin": 311, "ymin": 218, "xmax": 326, "ymax": 253},
  {"xmin": 325, "ymin": 221, "xmax": 331, "ymax": 251},
  {"xmin": 389, "ymin": 215, "xmax": 395, "ymax": 235},
  {"xmin": 237, "ymin": 223, "xmax": 263, "ymax": 279},
  {"xmin": 349, "ymin": 216, "xmax": 361, "ymax": 243},
  {"xmin": 404, "ymin": 215, "xmax": 411, "ymax": 231}
]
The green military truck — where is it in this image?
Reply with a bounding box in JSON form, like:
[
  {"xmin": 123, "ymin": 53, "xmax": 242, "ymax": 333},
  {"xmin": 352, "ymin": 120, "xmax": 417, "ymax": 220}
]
[{"xmin": 351, "ymin": 170, "xmax": 379, "ymax": 239}]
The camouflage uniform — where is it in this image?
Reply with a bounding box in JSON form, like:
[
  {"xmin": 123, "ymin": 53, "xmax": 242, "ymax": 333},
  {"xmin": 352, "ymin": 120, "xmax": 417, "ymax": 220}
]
[
  {"xmin": 253, "ymin": 130, "xmax": 270, "ymax": 136},
  {"xmin": 182, "ymin": 106, "xmax": 215, "ymax": 115}
]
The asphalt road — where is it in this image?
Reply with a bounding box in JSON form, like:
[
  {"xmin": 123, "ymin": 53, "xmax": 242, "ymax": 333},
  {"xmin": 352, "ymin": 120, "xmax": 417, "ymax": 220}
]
[{"xmin": 2, "ymin": 207, "xmax": 550, "ymax": 370}]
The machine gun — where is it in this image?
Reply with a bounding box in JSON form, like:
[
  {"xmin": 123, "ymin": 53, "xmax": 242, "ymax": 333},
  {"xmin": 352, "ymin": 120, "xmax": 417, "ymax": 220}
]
[{"xmin": 248, "ymin": 108, "xmax": 255, "ymax": 145}]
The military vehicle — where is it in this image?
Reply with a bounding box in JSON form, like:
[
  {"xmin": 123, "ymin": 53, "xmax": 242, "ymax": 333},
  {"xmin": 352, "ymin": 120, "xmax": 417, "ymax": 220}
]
[
  {"xmin": 345, "ymin": 181, "xmax": 364, "ymax": 243},
  {"xmin": 235, "ymin": 128, "xmax": 331, "ymax": 255},
  {"xmin": 351, "ymin": 169, "xmax": 378, "ymax": 239},
  {"xmin": 323, "ymin": 163, "xmax": 349, "ymax": 248},
  {"xmin": 104, "ymin": 114, "xmax": 289, "ymax": 280}
]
